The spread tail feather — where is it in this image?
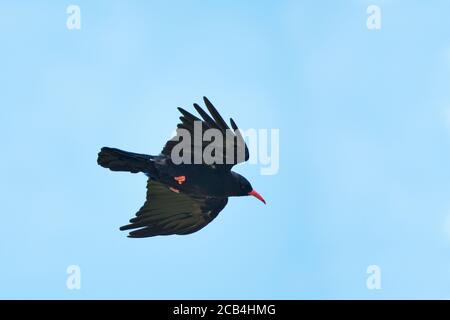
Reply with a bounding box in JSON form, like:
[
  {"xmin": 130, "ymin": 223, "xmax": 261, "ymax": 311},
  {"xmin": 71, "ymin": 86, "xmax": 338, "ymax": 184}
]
[{"xmin": 97, "ymin": 147, "xmax": 155, "ymax": 174}]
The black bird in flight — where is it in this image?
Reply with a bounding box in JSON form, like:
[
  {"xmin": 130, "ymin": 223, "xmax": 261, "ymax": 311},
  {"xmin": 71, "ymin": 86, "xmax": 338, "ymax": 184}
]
[{"xmin": 97, "ymin": 97, "xmax": 266, "ymax": 238}]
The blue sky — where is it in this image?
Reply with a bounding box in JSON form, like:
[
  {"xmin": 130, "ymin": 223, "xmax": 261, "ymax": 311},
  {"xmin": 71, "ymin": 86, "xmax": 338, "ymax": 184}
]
[{"xmin": 1, "ymin": 0, "xmax": 450, "ymax": 299}]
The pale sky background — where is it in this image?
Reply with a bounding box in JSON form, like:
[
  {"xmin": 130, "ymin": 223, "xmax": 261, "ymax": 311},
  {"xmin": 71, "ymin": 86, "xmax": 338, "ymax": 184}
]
[{"xmin": 1, "ymin": 1, "xmax": 450, "ymax": 299}]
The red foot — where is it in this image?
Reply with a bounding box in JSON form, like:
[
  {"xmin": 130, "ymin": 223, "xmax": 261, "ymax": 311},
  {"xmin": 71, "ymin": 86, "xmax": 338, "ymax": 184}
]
[
  {"xmin": 174, "ymin": 176, "xmax": 186, "ymax": 185},
  {"xmin": 169, "ymin": 187, "xmax": 180, "ymax": 194}
]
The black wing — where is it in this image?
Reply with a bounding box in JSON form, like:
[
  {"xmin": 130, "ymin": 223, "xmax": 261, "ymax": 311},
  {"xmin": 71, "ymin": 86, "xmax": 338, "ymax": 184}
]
[
  {"xmin": 161, "ymin": 96, "xmax": 249, "ymax": 170},
  {"xmin": 120, "ymin": 179, "xmax": 228, "ymax": 238}
]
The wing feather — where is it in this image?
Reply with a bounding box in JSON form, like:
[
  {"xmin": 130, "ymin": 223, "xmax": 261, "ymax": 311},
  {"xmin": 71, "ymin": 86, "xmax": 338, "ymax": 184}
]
[
  {"xmin": 120, "ymin": 179, "xmax": 228, "ymax": 238},
  {"xmin": 161, "ymin": 97, "xmax": 250, "ymax": 168}
]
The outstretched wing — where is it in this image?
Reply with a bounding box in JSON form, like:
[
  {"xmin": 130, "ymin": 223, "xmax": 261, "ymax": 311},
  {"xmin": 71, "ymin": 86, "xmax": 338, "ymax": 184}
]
[
  {"xmin": 161, "ymin": 96, "xmax": 249, "ymax": 170},
  {"xmin": 120, "ymin": 179, "xmax": 228, "ymax": 238}
]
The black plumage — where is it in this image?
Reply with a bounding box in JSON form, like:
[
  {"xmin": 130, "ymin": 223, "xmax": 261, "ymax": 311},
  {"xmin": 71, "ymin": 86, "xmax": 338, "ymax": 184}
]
[{"xmin": 97, "ymin": 97, "xmax": 265, "ymax": 238}]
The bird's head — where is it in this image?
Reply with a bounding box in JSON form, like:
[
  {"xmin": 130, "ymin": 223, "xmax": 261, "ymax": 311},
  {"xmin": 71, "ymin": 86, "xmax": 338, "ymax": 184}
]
[{"xmin": 230, "ymin": 172, "xmax": 266, "ymax": 204}]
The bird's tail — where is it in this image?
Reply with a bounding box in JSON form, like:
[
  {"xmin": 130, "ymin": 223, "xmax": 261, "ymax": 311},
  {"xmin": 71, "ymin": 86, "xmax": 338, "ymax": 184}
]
[{"xmin": 97, "ymin": 147, "xmax": 155, "ymax": 174}]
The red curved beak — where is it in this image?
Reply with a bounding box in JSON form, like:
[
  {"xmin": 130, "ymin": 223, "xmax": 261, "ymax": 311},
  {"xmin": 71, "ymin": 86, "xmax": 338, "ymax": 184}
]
[{"xmin": 248, "ymin": 190, "xmax": 266, "ymax": 205}]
